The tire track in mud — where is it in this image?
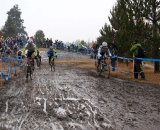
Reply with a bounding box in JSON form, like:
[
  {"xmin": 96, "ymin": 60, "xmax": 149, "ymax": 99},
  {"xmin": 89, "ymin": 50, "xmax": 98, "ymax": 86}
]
[
  {"xmin": 0, "ymin": 63, "xmax": 114, "ymax": 130},
  {"xmin": 0, "ymin": 62, "xmax": 160, "ymax": 130}
]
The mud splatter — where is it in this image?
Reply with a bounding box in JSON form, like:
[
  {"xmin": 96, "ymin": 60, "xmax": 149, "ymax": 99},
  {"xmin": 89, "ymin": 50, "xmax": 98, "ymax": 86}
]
[{"xmin": 0, "ymin": 59, "xmax": 160, "ymax": 130}]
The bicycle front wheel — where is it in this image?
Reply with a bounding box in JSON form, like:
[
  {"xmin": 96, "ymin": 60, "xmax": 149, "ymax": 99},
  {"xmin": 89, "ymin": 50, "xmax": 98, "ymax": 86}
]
[
  {"xmin": 102, "ymin": 64, "xmax": 110, "ymax": 78},
  {"xmin": 50, "ymin": 58, "xmax": 55, "ymax": 71},
  {"xmin": 36, "ymin": 58, "xmax": 41, "ymax": 67}
]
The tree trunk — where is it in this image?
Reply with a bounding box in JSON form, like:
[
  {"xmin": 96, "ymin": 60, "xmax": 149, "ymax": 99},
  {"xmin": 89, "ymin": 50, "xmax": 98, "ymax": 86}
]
[
  {"xmin": 152, "ymin": 17, "xmax": 160, "ymax": 72},
  {"xmin": 153, "ymin": 46, "xmax": 160, "ymax": 73}
]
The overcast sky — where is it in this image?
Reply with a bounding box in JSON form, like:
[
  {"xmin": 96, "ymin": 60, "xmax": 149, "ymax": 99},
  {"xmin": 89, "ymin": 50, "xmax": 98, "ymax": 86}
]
[{"xmin": 0, "ymin": 0, "xmax": 117, "ymax": 42}]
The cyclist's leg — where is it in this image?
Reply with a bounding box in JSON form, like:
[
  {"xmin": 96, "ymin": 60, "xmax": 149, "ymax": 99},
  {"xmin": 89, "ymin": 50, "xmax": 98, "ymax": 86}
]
[
  {"xmin": 32, "ymin": 57, "xmax": 35, "ymax": 70},
  {"xmin": 36, "ymin": 56, "xmax": 40, "ymax": 67},
  {"xmin": 50, "ymin": 56, "xmax": 54, "ymax": 71},
  {"xmin": 26, "ymin": 57, "xmax": 31, "ymax": 79},
  {"xmin": 97, "ymin": 54, "xmax": 102, "ymax": 68},
  {"xmin": 52, "ymin": 57, "xmax": 55, "ymax": 66},
  {"xmin": 39, "ymin": 55, "xmax": 41, "ymax": 64},
  {"xmin": 35, "ymin": 56, "xmax": 38, "ymax": 66},
  {"xmin": 28, "ymin": 54, "xmax": 34, "ymax": 71},
  {"xmin": 49, "ymin": 56, "xmax": 51, "ymax": 64}
]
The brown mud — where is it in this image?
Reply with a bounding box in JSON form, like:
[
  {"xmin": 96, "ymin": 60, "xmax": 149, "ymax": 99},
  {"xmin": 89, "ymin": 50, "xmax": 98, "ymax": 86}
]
[{"xmin": 0, "ymin": 61, "xmax": 160, "ymax": 130}]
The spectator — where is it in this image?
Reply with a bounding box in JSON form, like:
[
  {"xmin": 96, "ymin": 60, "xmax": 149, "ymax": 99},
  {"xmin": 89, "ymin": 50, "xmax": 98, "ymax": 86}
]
[
  {"xmin": 130, "ymin": 40, "xmax": 145, "ymax": 79},
  {"xmin": 46, "ymin": 38, "xmax": 49, "ymax": 48},
  {"xmin": 49, "ymin": 38, "xmax": 53, "ymax": 47},
  {"xmin": 108, "ymin": 42, "xmax": 118, "ymax": 71}
]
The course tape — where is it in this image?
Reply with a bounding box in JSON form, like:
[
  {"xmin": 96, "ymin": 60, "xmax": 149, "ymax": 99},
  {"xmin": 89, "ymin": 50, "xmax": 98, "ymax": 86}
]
[
  {"xmin": 117, "ymin": 56, "xmax": 160, "ymax": 62},
  {"xmin": 48, "ymin": 51, "xmax": 160, "ymax": 62},
  {"xmin": 1, "ymin": 56, "xmax": 23, "ymax": 62},
  {"xmin": 1, "ymin": 51, "xmax": 159, "ymax": 81},
  {"xmin": 0, "ymin": 56, "xmax": 23, "ymax": 81},
  {"xmin": 45, "ymin": 51, "xmax": 91, "ymax": 60}
]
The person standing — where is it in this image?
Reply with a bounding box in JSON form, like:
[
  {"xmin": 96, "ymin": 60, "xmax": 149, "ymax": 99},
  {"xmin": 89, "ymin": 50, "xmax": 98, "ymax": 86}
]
[
  {"xmin": 49, "ymin": 38, "xmax": 53, "ymax": 47},
  {"xmin": 130, "ymin": 40, "xmax": 145, "ymax": 79},
  {"xmin": 108, "ymin": 42, "xmax": 118, "ymax": 71}
]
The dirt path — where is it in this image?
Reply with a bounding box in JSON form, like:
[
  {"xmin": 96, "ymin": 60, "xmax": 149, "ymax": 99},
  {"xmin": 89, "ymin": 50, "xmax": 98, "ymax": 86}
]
[{"xmin": 0, "ymin": 61, "xmax": 160, "ymax": 130}]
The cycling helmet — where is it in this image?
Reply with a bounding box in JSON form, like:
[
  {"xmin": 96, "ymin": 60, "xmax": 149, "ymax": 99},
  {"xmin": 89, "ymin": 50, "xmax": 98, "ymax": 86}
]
[
  {"xmin": 102, "ymin": 42, "xmax": 108, "ymax": 46},
  {"xmin": 28, "ymin": 38, "xmax": 33, "ymax": 44}
]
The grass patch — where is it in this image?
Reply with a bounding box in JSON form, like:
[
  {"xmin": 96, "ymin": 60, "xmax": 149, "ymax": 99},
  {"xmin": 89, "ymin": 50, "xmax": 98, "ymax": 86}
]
[{"xmin": 55, "ymin": 59, "xmax": 160, "ymax": 85}]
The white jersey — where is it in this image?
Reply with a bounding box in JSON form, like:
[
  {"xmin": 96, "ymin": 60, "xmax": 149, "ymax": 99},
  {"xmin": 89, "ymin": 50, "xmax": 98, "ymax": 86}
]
[{"xmin": 97, "ymin": 45, "xmax": 112, "ymax": 59}]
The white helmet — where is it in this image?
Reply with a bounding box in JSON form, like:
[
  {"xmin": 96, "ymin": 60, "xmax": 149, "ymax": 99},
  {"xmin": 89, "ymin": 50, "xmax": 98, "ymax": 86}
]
[
  {"xmin": 102, "ymin": 42, "xmax": 108, "ymax": 46},
  {"xmin": 28, "ymin": 38, "xmax": 33, "ymax": 44}
]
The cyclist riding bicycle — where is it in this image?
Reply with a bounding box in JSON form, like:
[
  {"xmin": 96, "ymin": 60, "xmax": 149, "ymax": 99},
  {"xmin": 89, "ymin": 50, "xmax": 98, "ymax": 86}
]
[
  {"xmin": 97, "ymin": 42, "xmax": 112, "ymax": 68},
  {"xmin": 47, "ymin": 46, "xmax": 57, "ymax": 64},
  {"xmin": 22, "ymin": 38, "xmax": 38, "ymax": 68}
]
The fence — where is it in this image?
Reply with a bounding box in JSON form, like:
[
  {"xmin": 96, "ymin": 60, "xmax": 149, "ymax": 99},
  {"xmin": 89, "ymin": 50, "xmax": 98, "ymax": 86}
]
[
  {"xmin": 0, "ymin": 50, "xmax": 159, "ymax": 85},
  {"xmin": 0, "ymin": 56, "xmax": 23, "ymax": 86}
]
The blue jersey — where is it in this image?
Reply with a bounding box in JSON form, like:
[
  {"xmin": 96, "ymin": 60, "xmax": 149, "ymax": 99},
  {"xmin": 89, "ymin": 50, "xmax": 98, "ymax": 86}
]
[{"xmin": 47, "ymin": 48, "xmax": 56, "ymax": 57}]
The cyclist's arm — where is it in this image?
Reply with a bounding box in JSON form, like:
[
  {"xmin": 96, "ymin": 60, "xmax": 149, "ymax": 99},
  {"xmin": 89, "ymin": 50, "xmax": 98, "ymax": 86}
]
[
  {"xmin": 33, "ymin": 47, "xmax": 38, "ymax": 57},
  {"xmin": 97, "ymin": 46, "xmax": 102, "ymax": 58},
  {"xmin": 47, "ymin": 49, "xmax": 50, "ymax": 57},
  {"xmin": 107, "ymin": 48, "xmax": 112, "ymax": 57},
  {"xmin": 53, "ymin": 49, "xmax": 57, "ymax": 57},
  {"xmin": 22, "ymin": 48, "xmax": 26, "ymax": 56}
]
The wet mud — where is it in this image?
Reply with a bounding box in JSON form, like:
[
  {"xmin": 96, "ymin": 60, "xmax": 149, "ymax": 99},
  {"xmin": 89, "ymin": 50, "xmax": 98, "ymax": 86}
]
[{"xmin": 0, "ymin": 61, "xmax": 160, "ymax": 130}]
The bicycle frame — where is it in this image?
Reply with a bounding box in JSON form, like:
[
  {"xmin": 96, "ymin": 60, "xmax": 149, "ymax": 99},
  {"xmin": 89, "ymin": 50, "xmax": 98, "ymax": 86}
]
[{"xmin": 98, "ymin": 55, "xmax": 111, "ymax": 78}]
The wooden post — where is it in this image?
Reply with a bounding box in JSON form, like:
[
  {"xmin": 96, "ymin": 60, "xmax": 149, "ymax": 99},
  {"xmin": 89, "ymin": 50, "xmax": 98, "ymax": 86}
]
[{"xmin": 133, "ymin": 60, "xmax": 134, "ymax": 77}]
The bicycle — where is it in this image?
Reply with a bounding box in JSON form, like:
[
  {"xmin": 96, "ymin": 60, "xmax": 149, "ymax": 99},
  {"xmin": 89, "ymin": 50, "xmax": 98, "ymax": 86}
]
[
  {"xmin": 26, "ymin": 57, "xmax": 34, "ymax": 81},
  {"xmin": 96, "ymin": 54, "xmax": 110, "ymax": 78},
  {"xmin": 36, "ymin": 56, "xmax": 41, "ymax": 68},
  {"xmin": 50, "ymin": 56, "xmax": 56, "ymax": 71}
]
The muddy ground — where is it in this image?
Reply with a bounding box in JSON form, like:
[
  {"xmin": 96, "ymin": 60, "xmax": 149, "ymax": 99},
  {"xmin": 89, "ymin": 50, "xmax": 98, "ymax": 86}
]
[{"xmin": 0, "ymin": 60, "xmax": 160, "ymax": 130}]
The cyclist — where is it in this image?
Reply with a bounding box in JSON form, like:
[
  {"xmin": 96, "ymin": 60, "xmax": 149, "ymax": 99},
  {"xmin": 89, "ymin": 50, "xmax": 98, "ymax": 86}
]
[
  {"xmin": 33, "ymin": 49, "xmax": 42, "ymax": 67},
  {"xmin": 22, "ymin": 38, "xmax": 38, "ymax": 69},
  {"xmin": 47, "ymin": 46, "xmax": 57, "ymax": 64},
  {"xmin": 97, "ymin": 42, "xmax": 112, "ymax": 68}
]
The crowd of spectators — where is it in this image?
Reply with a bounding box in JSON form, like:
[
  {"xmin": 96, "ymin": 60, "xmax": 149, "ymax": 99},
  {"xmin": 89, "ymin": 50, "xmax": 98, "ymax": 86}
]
[
  {"xmin": 42, "ymin": 38, "xmax": 53, "ymax": 48},
  {"xmin": 40, "ymin": 38, "xmax": 64, "ymax": 50},
  {"xmin": 0, "ymin": 35, "xmax": 95, "ymax": 57},
  {"xmin": 0, "ymin": 36, "xmax": 25, "ymax": 56}
]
